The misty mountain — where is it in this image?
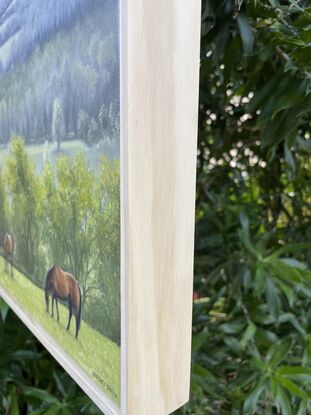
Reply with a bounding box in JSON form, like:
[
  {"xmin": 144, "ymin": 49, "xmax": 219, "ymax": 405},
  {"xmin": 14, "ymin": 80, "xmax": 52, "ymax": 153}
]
[
  {"xmin": 0, "ymin": 0, "xmax": 119, "ymax": 147},
  {"xmin": 0, "ymin": 0, "xmax": 111, "ymax": 72}
]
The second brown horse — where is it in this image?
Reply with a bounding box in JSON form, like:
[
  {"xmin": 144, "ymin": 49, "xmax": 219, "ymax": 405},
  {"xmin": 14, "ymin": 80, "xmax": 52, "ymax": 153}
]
[
  {"xmin": 45, "ymin": 264, "xmax": 82, "ymax": 338},
  {"xmin": 4, "ymin": 233, "xmax": 14, "ymax": 277}
]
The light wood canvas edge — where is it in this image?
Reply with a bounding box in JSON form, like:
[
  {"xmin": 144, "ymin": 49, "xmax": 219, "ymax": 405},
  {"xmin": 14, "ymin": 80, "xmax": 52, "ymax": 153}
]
[
  {"xmin": 124, "ymin": 1, "xmax": 201, "ymax": 414},
  {"xmin": 120, "ymin": 0, "xmax": 128, "ymax": 413}
]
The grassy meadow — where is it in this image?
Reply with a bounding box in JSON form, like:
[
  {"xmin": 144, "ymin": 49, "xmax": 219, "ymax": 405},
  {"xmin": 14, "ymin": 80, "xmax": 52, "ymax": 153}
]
[
  {"xmin": 0, "ymin": 139, "xmax": 118, "ymax": 175},
  {"xmin": 0, "ymin": 257, "xmax": 120, "ymax": 403}
]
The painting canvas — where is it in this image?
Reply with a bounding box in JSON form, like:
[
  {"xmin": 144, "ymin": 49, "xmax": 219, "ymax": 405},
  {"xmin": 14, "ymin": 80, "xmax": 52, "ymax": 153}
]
[{"xmin": 0, "ymin": 0, "xmax": 121, "ymax": 411}]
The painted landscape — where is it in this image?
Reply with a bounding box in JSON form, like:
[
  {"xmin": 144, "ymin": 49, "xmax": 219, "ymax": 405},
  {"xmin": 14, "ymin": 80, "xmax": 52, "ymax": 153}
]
[{"xmin": 0, "ymin": 0, "xmax": 120, "ymax": 403}]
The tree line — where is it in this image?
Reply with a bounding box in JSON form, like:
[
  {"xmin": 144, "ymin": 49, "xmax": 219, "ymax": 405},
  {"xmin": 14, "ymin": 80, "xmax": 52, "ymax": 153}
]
[{"xmin": 0, "ymin": 136, "xmax": 120, "ymax": 344}]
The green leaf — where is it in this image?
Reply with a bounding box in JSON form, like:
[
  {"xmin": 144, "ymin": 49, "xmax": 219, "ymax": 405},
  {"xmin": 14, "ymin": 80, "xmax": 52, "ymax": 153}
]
[
  {"xmin": 284, "ymin": 144, "xmax": 296, "ymax": 172},
  {"xmin": 243, "ymin": 378, "xmax": 266, "ymax": 413},
  {"xmin": 0, "ymin": 298, "xmax": 9, "ymax": 321},
  {"xmin": 53, "ymin": 372, "xmax": 66, "ymax": 398},
  {"xmin": 265, "ymin": 277, "xmax": 280, "ymax": 320},
  {"xmin": 240, "ymin": 321, "xmax": 257, "ymax": 348},
  {"xmin": 270, "ymin": 376, "xmax": 279, "ymax": 398},
  {"xmin": 261, "ymin": 112, "xmax": 286, "ymax": 148},
  {"xmin": 9, "ymin": 395, "xmax": 19, "ymax": 415},
  {"xmin": 297, "ymin": 399, "xmax": 308, "ymax": 415},
  {"xmin": 258, "ymin": 80, "xmax": 308, "ymax": 123},
  {"xmin": 278, "ymin": 366, "xmax": 311, "ymax": 382},
  {"xmin": 278, "ymin": 313, "xmax": 305, "ymax": 336},
  {"xmin": 223, "ymin": 36, "xmax": 240, "ymax": 84},
  {"xmin": 239, "ymin": 229, "xmax": 259, "ymax": 259},
  {"xmin": 267, "ymin": 338, "xmax": 291, "ymax": 368},
  {"xmin": 246, "ymin": 70, "xmax": 283, "ymax": 113},
  {"xmin": 42, "ymin": 406, "xmax": 59, "ymax": 415},
  {"xmin": 12, "ymin": 350, "xmax": 39, "ymax": 361},
  {"xmin": 219, "ymin": 320, "xmax": 246, "ymax": 334},
  {"xmin": 223, "ymin": 335, "xmax": 244, "ymax": 354},
  {"xmin": 23, "ymin": 387, "xmax": 60, "ymax": 404},
  {"xmin": 276, "ymin": 385, "xmax": 293, "ymax": 415},
  {"xmin": 281, "ymin": 258, "xmax": 306, "ymax": 270},
  {"xmin": 193, "ymin": 363, "xmax": 216, "ymax": 381},
  {"xmin": 192, "ymin": 331, "xmax": 208, "ymax": 353},
  {"xmin": 293, "ymin": 46, "xmax": 311, "ymax": 64},
  {"xmin": 255, "ymin": 328, "xmax": 279, "ymax": 347},
  {"xmin": 277, "ymin": 281, "xmax": 294, "ymax": 307},
  {"xmin": 237, "ymin": 14, "xmax": 254, "ymax": 56},
  {"xmin": 255, "ymin": 266, "xmax": 267, "ymax": 295},
  {"xmin": 266, "ymin": 258, "xmax": 302, "ymax": 283},
  {"xmin": 268, "ymin": 0, "xmax": 280, "ymax": 7},
  {"xmin": 240, "ymin": 211, "xmax": 250, "ymax": 232},
  {"xmin": 276, "ymin": 375, "xmax": 309, "ymax": 399}
]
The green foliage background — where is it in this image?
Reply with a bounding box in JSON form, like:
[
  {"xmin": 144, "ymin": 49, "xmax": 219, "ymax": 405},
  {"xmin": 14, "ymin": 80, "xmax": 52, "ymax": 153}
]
[{"xmin": 2, "ymin": 0, "xmax": 311, "ymax": 414}]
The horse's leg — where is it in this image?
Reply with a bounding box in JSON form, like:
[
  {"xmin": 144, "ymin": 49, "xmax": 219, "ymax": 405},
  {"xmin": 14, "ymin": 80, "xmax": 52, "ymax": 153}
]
[
  {"xmin": 66, "ymin": 298, "xmax": 72, "ymax": 331},
  {"xmin": 46, "ymin": 291, "xmax": 49, "ymax": 314},
  {"xmin": 56, "ymin": 298, "xmax": 59, "ymax": 322},
  {"xmin": 75, "ymin": 308, "xmax": 78, "ymax": 339},
  {"xmin": 51, "ymin": 294, "xmax": 55, "ymax": 318}
]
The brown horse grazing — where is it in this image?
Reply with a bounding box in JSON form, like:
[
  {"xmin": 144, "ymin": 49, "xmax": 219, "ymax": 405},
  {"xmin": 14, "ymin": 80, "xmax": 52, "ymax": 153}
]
[
  {"xmin": 45, "ymin": 264, "xmax": 82, "ymax": 339},
  {"xmin": 4, "ymin": 233, "xmax": 14, "ymax": 277}
]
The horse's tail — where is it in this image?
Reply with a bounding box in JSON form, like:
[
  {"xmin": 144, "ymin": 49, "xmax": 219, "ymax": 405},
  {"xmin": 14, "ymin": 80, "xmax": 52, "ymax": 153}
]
[
  {"xmin": 44, "ymin": 266, "xmax": 54, "ymax": 312},
  {"xmin": 3, "ymin": 233, "xmax": 7, "ymax": 252},
  {"xmin": 77, "ymin": 284, "xmax": 82, "ymax": 333}
]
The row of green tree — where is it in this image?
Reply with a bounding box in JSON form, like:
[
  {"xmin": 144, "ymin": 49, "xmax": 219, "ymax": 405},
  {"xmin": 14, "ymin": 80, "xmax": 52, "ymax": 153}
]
[
  {"xmin": 52, "ymin": 98, "xmax": 119, "ymax": 152},
  {"xmin": 0, "ymin": 136, "xmax": 120, "ymax": 344}
]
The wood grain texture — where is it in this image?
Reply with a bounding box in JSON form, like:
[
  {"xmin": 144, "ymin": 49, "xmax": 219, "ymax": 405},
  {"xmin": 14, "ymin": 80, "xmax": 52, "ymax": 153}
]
[{"xmin": 122, "ymin": 1, "xmax": 201, "ymax": 413}]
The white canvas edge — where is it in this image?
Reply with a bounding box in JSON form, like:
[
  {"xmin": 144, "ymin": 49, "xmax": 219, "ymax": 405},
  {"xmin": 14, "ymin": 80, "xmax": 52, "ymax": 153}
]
[{"xmin": 120, "ymin": 0, "xmax": 128, "ymax": 411}]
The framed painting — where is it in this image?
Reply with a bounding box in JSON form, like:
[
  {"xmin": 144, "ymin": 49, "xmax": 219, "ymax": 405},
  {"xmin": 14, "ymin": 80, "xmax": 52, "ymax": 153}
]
[{"xmin": 0, "ymin": 0, "xmax": 201, "ymax": 414}]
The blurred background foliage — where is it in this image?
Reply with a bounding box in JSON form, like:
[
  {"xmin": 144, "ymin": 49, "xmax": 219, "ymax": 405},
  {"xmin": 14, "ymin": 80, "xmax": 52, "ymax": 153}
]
[{"xmin": 2, "ymin": 0, "xmax": 311, "ymax": 414}]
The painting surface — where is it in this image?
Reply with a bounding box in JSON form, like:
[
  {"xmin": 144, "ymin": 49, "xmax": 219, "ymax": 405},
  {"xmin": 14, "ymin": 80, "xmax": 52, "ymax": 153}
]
[{"xmin": 0, "ymin": 0, "xmax": 120, "ymax": 403}]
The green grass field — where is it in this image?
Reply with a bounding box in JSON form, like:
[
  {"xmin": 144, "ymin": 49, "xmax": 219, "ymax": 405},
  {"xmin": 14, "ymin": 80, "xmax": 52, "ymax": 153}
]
[
  {"xmin": 0, "ymin": 140, "xmax": 88, "ymax": 174},
  {"xmin": 0, "ymin": 258, "xmax": 120, "ymax": 403},
  {"xmin": 0, "ymin": 139, "xmax": 118, "ymax": 175}
]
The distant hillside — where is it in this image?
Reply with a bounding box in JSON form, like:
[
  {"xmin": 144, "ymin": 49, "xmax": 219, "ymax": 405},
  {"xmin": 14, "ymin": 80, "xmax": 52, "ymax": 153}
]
[
  {"xmin": 0, "ymin": 0, "xmax": 104, "ymax": 72},
  {"xmin": 0, "ymin": 0, "xmax": 119, "ymax": 147}
]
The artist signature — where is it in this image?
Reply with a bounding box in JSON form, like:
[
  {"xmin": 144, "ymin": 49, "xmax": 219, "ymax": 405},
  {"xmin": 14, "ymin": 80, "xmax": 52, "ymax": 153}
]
[{"xmin": 91, "ymin": 370, "xmax": 117, "ymax": 400}]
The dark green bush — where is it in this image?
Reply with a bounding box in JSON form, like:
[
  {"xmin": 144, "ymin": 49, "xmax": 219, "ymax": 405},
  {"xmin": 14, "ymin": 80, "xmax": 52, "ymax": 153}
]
[{"xmin": 0, "ymin": 299, "xmax": 99, "ymax": 414}]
